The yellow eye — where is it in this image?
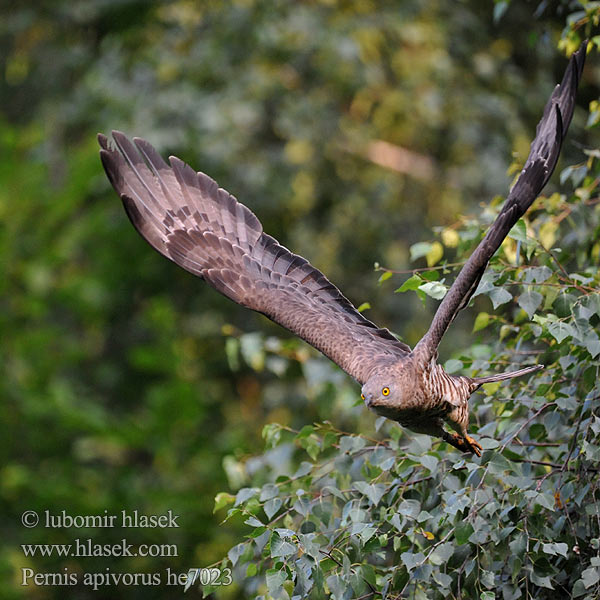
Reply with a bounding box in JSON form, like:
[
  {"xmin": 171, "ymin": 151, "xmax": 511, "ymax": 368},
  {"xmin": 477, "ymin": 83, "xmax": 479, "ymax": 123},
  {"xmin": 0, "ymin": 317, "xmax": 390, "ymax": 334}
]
[
  {"xmin": 361, "ymin": 393, "xmax": 365, "ymax": 400},
  {"xmin": 382, "ymin": 387, "xmax": 390, "ymax": 396}
]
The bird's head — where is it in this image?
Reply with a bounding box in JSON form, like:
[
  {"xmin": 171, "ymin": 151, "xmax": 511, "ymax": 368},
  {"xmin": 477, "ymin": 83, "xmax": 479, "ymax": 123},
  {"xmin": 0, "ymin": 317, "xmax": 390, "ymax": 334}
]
[{"xmin": 360, "ymin": 359, "xmax": 416, "ymax": 417}]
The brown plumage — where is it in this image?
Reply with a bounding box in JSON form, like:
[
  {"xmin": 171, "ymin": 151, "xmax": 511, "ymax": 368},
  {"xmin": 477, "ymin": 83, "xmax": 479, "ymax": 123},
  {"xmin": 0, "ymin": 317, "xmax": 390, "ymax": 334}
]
[{"xmin": 99, "ymin": 42, "xmax": 587, "ymax": 457}]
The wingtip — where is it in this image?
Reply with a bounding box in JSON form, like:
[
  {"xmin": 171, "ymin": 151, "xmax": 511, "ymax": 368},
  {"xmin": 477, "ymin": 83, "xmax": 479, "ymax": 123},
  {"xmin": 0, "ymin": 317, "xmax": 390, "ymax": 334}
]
[
  {"xmin": 111, "ymin": 130, "xmax": 129, "ymax": 145},
  {"xmin": 97, "ymin": 131, "xmax": 130, "ymax": 151},
  {"xmin": 571, "ymin": 39, "xmax": 588, "ymax": 81},
  {"xmin": 569, "ymin": 39, "xmax": 588, "ymax": 63},
  {"xmin": 133, "ymin": 135, "xmax": 158, "ymax": 156},
  {"xmin": 99, "ymin": 146, "xmax": 123, "ymax": 189}
]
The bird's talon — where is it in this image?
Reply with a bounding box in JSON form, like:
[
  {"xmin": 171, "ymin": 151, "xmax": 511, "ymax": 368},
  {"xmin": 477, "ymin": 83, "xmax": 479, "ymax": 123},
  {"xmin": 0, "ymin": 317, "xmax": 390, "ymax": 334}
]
[
  {"xmin": 465, "ymin": 435, "xmax": 482, "ymax": 457},
  {"xmin": 446, "ymin": 432, "xmax": 482, "ymax": 457}
]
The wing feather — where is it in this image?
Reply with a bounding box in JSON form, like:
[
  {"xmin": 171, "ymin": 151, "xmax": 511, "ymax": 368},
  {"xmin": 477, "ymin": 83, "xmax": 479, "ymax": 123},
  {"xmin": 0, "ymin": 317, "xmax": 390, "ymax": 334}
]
[
  {"xmin": 414, "ymin": 40, "xmax": 587, "ymax": 363},
  {"xmin": 99, "ymin": 132, "xmax": 409, "ymax": 383}
]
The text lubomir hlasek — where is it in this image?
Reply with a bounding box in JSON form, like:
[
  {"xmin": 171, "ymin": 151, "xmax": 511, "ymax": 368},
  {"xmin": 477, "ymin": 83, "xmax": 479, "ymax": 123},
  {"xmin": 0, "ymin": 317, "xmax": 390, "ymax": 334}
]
[{"xmin": 43, "ymin": 510, "xmax": 179, "ymax": 528}]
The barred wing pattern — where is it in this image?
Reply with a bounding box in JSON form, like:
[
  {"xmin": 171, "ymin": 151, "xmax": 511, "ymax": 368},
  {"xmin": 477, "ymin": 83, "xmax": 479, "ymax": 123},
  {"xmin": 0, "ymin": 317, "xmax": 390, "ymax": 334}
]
[
  {"xmin": 414, "ymin": 41, "xmax": 587, "ymax": 363},
  {"xmin": 99, "ymin": 132, "xmax": 410, "ymax": 384}
]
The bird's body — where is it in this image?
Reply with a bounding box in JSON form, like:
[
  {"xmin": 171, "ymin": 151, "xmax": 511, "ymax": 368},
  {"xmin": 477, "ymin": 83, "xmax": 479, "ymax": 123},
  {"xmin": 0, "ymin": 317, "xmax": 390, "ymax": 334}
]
[
  {"xmin": 99, "ymin": 42, "xmax": 586, "ymax": 457},
  {"xmin": 360, "ymin": 357, "xmax": 541, "ymax": 455}
]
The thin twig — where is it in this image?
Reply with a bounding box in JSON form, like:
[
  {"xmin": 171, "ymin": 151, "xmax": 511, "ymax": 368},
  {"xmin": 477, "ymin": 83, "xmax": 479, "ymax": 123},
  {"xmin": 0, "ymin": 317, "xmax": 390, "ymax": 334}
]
[
  {"xmin": 500, "ymin": 403, "xmax": 553, "ymax": 452},
  {"xmin": 514, "ymin": 439, "xmax": 561, "ymax": 447}
]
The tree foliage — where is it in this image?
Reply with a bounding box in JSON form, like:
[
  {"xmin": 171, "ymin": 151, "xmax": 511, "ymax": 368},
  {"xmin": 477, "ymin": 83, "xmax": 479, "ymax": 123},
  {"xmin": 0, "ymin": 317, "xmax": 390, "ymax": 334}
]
[
  {"xmin": 211, "ymin": 15, "xmax": 600, "ymax": 600},
  {"xmin": 217, "ymin": 152, "xmax": 600, "ymax": 598}
]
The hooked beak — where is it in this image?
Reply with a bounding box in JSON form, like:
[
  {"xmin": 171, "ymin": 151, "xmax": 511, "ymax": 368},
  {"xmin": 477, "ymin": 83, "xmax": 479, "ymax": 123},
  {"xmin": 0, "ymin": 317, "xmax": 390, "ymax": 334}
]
[{"xmin": 362, "ymin": 393, "xmax": 374, "ymax": 407}]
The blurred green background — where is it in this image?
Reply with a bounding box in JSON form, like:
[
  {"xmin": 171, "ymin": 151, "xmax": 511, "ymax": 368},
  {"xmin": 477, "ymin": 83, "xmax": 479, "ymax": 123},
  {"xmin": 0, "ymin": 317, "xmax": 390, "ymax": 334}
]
[{"xmin": 0, "ymin": 1, "xmax": 595, "ymax": 598}]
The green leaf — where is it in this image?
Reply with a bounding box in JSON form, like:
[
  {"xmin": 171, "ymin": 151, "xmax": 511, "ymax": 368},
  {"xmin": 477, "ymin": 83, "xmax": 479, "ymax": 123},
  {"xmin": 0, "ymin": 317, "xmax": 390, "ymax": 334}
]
[
  {"xmin": 296, "ymin": 425, "xmax": 315, "ymax": 439},
  {"xmin": 228, "ymin": 542, "xmax": 247, "ymax": 566},
  {"xmin": 421, "ymin": 269, "xmax": 440, "ymax": 281},
  {"xmin": 413, "ymin": 564, "xmax": 433, "ymax": 582},
  {"xmin": 479, "ymin": 437, "xmax": 499, "ymax": 450},
  {"xmin": 529, "ymin": 571, "xmax": 554, "ymax": 590},
  {"xmin": 585, "ymin": 338, "xmax": 600, "ymax": 358},
  {"xmin": 266, "ymin": 569, "xmax": 287, "ymax": 595},
  {"xmin": 455, "ymin": 521, "xmax": 474, "ymax": 545},
  {"xmin": 354, "ymin": 481, "xmax": 387, "ymax": 506},
  {"xmin": 214, "ymin": 492, "xmax": 235, "ymax": 513},
  {"xmin": 573, "ymin": 579, "xmax": 588, "ymax": 597},
  {"xmin": 410, "ymin": 241, "xmax": 435, "ymax": 261},
  {"xmin": 523, "ymin": 266, "xmax": 552, "ymax": 283},
  {"xmin": 235, "ymin": 488, "xmax": 259, "ymax": 506},
  {"xmin": 262, "ymin": 423, "xmax": 282, "ymax": 448},
  {"xmin": 293, "ymin": 461, "xmax": 313, "ymax": 478},
  {"xmin": 340, "ymin": 435, "xmax": 366, "ymax": 454},
  {"xmin": 509, "ymin": 533, "xmax": 527, "ymax": 557},
  {"xmin": 322, "ymin": 431, "xmax": 338, "ymax": 449},
  {"xmin": 398, "ymin": 499, "xmax": 421, "ymax": 518},
  {"xmin": 264, "ymin": 497, "xmax": 282, "ymax": 520},
  {"xmin": 260, "ymin": 483, "xmax": 279, "ymax": 501},
  {"xmin": 420, "ymin": 454, "xmax": 439, "ymax": 472},
  {"xmin": 444, "ymin": 358, "xmax": 463, "ymax": 374},
  {"xmin": 548, "ymin": 321, "xmax": 575, "ymax": 343},
  {"xmin": 378, "ymin": 270, "xmax": 393, "ymax": 284},
  {"xmin": 430, "ymin": 543, "xmax": 454, "ymax": 565},
  {"xmin": 481, "ymin": 570, "xmax": 495, "ymax": 589},
  {"xmin": 582, "ymin": 567, "xmax": 600, "ymax": 589},
  {"xmin": 240, "ymin": 332, "xmax": 265, "ymax": 371},
  {"xmin": 473, "ymin": 312, "xmax": 490, "ymax": 332},
  {"xmin": 357, "ymin": 302, "xmax": 371, "ymax": 313},
  {"xmin": 542, "ymin": 542, "xmax": 569, "ymax": 557},
  {"xmin": 327, "ymin": 574, "xmax": 348, "ymax": 600},
  {"xmin": 396, "ymin": 274, "xmax": 423, "ymax": 293},
  {"xmin": 518, "ymin": 290, "xmax": 543, "ymax": 318},
  {"xmin": 508, "ymin": 219, "xmax": 528, "ymax": 243},
  {"xmin": 425, "ymin": 241, "xmax": 444, "ymax": 266},
  {"xmin": 297, "ymin": 427, "xmax": 321, "ymax": 460},
  {"xmin": 529, "ymin": 423, "xmax": 546, "ymax": 440},
  {"xmin": 401, "ymin": 551, "xmax": 425, "ymax": 571},
  {"xmin": 553, "ymin": 292, "xmax": 577, "ymax": 317},
  {"xmin": 488, "ymin": 287, "xmax": 512, "ymax": 309},
  {"xmin": 433, "ymin": 571, "xmax": 453, "ymax": 588},
  {"xmin": 419, "ymin": 280, "xmax": 448, "ymax": 299},
  {"xmin": 359, "ymin": 525, "xmax": 377, "ymax": 543},
  {"xmin": 270, "ymin": 531, "xmax": 297, "ymax": 558}
]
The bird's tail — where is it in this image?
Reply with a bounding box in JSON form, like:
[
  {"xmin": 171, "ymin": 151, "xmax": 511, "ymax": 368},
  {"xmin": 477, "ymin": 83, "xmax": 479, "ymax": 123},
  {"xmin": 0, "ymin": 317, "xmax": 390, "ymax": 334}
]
[{"xmin": 470, "ymin": 365, "xmax": 543, "ymax": 387}]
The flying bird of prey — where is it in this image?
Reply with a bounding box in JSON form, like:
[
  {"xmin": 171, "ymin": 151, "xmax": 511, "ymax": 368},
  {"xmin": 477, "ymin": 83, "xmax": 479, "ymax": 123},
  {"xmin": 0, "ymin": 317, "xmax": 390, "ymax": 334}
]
[{"xmin": 99, "ymin": 42, "xmax": 586, "ymax": 456}]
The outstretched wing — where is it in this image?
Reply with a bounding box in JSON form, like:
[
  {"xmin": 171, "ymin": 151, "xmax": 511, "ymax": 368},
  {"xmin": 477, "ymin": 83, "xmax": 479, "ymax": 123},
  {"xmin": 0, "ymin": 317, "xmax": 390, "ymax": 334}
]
[
  {"xmin": 414, "ymin": 40, "xmax": 587, "ymax": 363},
  {"xmin": 99, "ymin": 131, "xmax": 410, "ymax": 384}
]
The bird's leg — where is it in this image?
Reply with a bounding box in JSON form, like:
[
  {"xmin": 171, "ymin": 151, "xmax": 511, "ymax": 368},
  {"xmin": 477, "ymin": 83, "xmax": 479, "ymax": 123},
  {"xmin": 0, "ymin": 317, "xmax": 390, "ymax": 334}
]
[
  {"xmin": 441, "ymin": 430, "xmax": 482, "ymax": 457},
  {"xmin": 404, "ymin": 419, "xmax": 482, "ymax": 457}
]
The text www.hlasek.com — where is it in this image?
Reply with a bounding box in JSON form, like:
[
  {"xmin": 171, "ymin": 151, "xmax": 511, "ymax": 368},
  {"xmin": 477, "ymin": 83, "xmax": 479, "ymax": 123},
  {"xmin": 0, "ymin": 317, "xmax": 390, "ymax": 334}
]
[{"xmin": 21, "ymin": 538, "xmax": 177, "ymax": 558}]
